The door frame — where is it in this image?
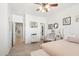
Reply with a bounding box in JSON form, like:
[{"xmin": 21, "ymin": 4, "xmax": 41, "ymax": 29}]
[{"xmin": 12, "ymin": 22, "xmax": 25, "ymax": 46}]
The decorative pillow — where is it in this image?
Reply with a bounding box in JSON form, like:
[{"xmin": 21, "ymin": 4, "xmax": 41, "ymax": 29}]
[{"xmin": 65, "ymin": 37, "xmax": 79, "ymax": 44}]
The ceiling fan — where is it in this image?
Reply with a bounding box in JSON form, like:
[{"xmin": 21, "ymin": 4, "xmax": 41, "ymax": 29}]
[{"xmin": 35, "ymin": 3, "xmax": 58, "ymax": 12}]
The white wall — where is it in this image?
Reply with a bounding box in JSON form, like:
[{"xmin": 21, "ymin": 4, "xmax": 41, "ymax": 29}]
[
  {"xmin": 12, "ymin": 14, "xmax": 24, "ymax": 23},
  {"xmin": 9, "ymin": 14, "xmax": 48, "ymax": 44},
  {"xmin": 47, "ymin": 4, "xmax": 79, "ymax": 39},
  {"xmin": 0, "ymin": 3, "xmax": 10, "ymax": 56},
  {"xmin": 8, "ymin": 3, "xmax": 13, "ymax": 52},
  {"xmin": 25, "ymin": 14, "xmax": 47, "ymax": 44}
]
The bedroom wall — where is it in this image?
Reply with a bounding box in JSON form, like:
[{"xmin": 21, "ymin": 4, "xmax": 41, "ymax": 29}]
[
  {"xmin": 10, "ymin": 14, "xmax": 48, "ymax": 44},
  {"xmin": 47, "ymin": 4, "xmax": 79, "ymax": 39},
  {"xmin": 8, "ymin": 4, "xmax": 13, "ymax": 54},
  {"xmin": 0, "ymin": 3, "xmax": 10, "ymax": 55},
  {"xmin": 25, "ymin": 14, "xmax": 48, "ymax": 44}
]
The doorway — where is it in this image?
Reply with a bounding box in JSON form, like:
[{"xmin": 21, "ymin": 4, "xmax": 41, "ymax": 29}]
[
  {"xmin": 40, "ymin": 23, "xmax": 45, "ymax": 40},
  {"xmin": 15, "ymin": 23, "xmax": 24, "ymax": 46}
]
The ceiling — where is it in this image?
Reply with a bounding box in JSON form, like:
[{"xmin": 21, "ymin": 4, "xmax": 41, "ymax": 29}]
[{"xmin": 8, "ymin": 3, "xmax": 79, "ymax": 17}]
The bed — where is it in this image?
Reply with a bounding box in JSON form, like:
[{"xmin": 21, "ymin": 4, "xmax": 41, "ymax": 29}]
[{"xmin": 41, "ymin": 40, "xmax": 79, "ymax": 56}]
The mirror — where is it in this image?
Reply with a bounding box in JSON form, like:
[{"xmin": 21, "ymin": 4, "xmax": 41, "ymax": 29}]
[{"xmin": 54, "ymin": 23, "xmax": 59, "ymax": 29}]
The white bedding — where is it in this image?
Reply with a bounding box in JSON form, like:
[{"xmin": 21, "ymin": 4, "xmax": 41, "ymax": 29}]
[{"xmin": 41, "ymin": 40, "xmax": 79, "ymax": 56}]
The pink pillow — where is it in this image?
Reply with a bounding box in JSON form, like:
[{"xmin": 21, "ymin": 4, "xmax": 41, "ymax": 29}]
[{"xmin": 65, "ymin": 37, "xmax": 79, "ymax": 44}]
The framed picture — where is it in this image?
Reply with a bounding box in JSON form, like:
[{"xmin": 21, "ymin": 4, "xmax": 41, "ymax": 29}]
[
  {"xmin": 63, "ymin": 17, "xmax": 71, "ymax": 25},
  {"xmin": 75, "ymin": 15, "xmax": 79, "ymax": 22},
  {"xmin": 48, "ymin": 24, "xmax": 53, "ymax": 29},
  {"xmin": 76, "ymin": 18, "xmax": 79, "ymax": 22},
  {"xmin": 30, "ymin": 22, "xmax": 38, "ymax": 28}
]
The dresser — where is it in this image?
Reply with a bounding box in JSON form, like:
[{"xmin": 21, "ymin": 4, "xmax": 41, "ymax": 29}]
[{"xmin": 31, "ymin": 33, "xmax": 40, "ymax": 42}]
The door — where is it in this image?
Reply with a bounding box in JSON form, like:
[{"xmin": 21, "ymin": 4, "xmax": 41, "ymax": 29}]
[{"xmin": 40, "ymin": 23, "xmax": 45, "ymax": 40}]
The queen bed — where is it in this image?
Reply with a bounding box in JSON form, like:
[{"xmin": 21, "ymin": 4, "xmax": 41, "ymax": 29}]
[{"xmin": 41, "ymin": 38, "xmax": 79, "ymax": 56}]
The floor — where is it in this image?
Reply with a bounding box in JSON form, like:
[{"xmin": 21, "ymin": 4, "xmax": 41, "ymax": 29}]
[
  {"xmin": 15, "ymin": 36, "xmax": 24, "ymax": 46},
  {"xmin": 8, "ymin": 40, "xmax": 43, "ymax": 56}
]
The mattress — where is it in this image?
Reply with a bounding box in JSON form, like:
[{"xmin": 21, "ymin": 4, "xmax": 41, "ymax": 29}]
[{"xmin": 41, "ymin": 40, "xmax": 79, "ymax": 56}]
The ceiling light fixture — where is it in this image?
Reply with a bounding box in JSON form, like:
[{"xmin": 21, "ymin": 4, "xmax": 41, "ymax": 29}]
[{"xmin": 35, "ymin": 3, "xmax": 58, "ymax": 13}]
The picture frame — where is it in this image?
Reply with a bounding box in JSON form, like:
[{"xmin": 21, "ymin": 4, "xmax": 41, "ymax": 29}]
[
  {"xmin": 30, "ymin": 22, "xmax": 38, "ymax": 28},
  {"xmin": 63, "ymin": 17, "xmax": 71, "ymax": 25},
  {"xmin": 75, "ymin": 15, "xmax": 79, "ymax": 22},
  {"xmin": 76, "ymin": 18, "xmax": 79, "ymax": 22},
  {"xmin": 48, "ymin": 24, "xmax": 53, "ymax": 29}
]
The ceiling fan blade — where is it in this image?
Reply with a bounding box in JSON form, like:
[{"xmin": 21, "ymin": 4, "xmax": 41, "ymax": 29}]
[
  {"xmin": 49, "ymin": 3, "xmax": 58, "ymax": 7},
  {"xmin": 36, "ymin": 8, "xmax": 40, "ymax": 11},
  {"xmin": 34, "ymin": 3, "xmax": 41, "ymax": 5}
]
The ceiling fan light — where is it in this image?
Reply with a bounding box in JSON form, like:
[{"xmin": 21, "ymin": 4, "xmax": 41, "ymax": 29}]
[
  {"xmin": 45, "ymin": 4, "xmax": 50, "ymax": 9},
  {"xmin": 41, "ymin": 9, "xmax": 45, "ymax": 12},
  {"xmin": 35, "ymin": 3, "xmax": 58, "ymax": 13},
  {"xmin": 37, "ymin": 4, "xmax": 51, "ymax": 12},
  {"xmin": 39, "ymin": 6, "xmax": 42, "ymax": 10}
]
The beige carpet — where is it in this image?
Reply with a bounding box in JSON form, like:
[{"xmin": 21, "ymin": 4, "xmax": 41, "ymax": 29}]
[{"xmin": 8, "ymin": 40, "xmax": 43, "ymax": 56}]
